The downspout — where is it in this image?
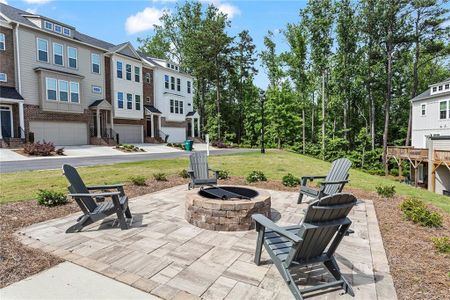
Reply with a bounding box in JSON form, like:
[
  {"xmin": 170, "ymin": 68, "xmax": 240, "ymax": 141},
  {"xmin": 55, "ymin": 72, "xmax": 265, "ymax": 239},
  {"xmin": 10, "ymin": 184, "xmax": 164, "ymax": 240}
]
[{"xmin": 14, "ymin": 23, "xmax": 21, "ymax": 94}]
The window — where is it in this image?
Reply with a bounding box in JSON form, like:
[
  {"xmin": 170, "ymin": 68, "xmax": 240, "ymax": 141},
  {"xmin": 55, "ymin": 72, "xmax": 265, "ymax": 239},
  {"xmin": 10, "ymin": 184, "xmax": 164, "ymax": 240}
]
[
  {"xmin": 63, "ymin": 27, "xmax": 71, "ymax": 36},
  {"xmin": 174, "ymin": 100, "xmax": 179, "ymax": 113},
  {"xmin": 46, "ymin": 78, "xmax": 57, "ymax": 100},
  {"xmin": 91, "ymin": 53, "xmax": 100, "ymax": 74},
  {"xmin": 134, "ymin": 66, "xmax": 140, "ymax": 82},
  {"xmin": 127, "ymin": 93, "xmax": 133, "ymax": 109},
  {"xmin": 440, "ymin": 101, "xmax": 448, "ymax": 119},
  {"xmin": 145, "ymin": 73, "xmax": 151, "ymax": 83},
  {"xmin": 170, "ymin": 76, "xmax": 175, "ymax": 90},
  {"xmin": 0, "ymin": 73, "xmax": 7, "ymax": 82},
  {"xmin": 164, "ymin": 75, "xmax": 169, "ymax": 89},
  {"xmin": 433, "ymin": 87, "xmax": 437, "ymax": 92},
  {"xmin": 187, "ymin": 81, "xmax": 191, "ymax": 94},
  {"xmin": 44, "ymin": 21, "xmax": 53, "ymax": 31},
  {"xmin": 117, "ymin": 61, "xmax": 123, "ymax": 78},
  {"xmin": 135, "ymin": 95, "xmax": 141, "ymax": 110},
  {"xmin": 54, "ymin": 24, "xmax": 62, "ymax": 34},
  {"xmin": 421, "ymin": 104, "xmax": 426, "ymax": 116},
  {"xmin": 117, "ymin": 92, "xmax": 124, "ymax": 109},
  {"xmin": 439, "ymin": 85, "xmax": 443, "ymax": 91},
  {"xmin": 179, "ymin": 101, "xmax": 183, "ymax": 114},
  {"xmin": 53, "ymin": 43, "xmax": 63, "ymax": 66},
  {"xmin": 176, "ymin": 78, "xmax": 181, "ymax": 91},
  {"xmin": 170, "ymin": 99, "xmax": 174, "ymax": 113},
  {"xmin": 418, "ymin": 164, "xmax": 424, "ymax": 182},
  {"xmin": 126, "ymin": 64, "xmax": 131, "ymax": 81},
  {"xmin": 445, "ymin": 84, "xmax": 450, "ymax": 90},
  {"xmin": 92, "ymin": 85, "xmax": 102, "ymax": 94},
  {"xmin": 175, "ymin": 66, "xmax": 178, "ymax": 71},
  {"xmin": 70, "ymin": 82, "xmax": 79, "ymax": 103},
  {"xmin": 166, "ymin": 63, "xmax": 170, "ymax": 68},
  {"xmin": 59, "ymin": 80, "xmax": 68, "ymax": 102},
  {"xmin": 37, "ymin": 38, "xmax": 48, "ymax": 62},
  {"xmin": 67, "ymin": 46, "xmax": 77, "ymax": 68},
  {"xmin": 0, "ymin": 33, "xmax": 5, "ymax": 51}
]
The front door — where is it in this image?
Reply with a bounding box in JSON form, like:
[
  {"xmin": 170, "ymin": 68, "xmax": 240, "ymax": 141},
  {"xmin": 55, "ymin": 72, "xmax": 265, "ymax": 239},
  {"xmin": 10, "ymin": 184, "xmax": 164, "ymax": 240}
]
[
  {"xmin": 0, "ymin": 106, "xmax": 13, "ymax": 138},
  {"xmin": 146, "ymin": 119, "xmax": 152, "ymax": 137}
]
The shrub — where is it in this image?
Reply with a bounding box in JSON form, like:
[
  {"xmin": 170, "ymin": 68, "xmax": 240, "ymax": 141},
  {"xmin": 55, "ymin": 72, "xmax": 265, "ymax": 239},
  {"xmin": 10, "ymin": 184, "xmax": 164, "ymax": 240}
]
[
  {"xmin": 217, "ymin": 169, "xmax": 229, "ymax": 180},
  {"xmin": 153, "ymin": 172, "xmax": 167, "ymax": 181},
  {"xmin": 23, "ymin": 141, "xmax": 55, "ymax": 156},
  {"xmin": 55, "ymin": 147, "xmax": 65, "ymax": 155},
  {"xmin": 211, "ymin": 141, "xmax": 228, "ymax": 148},
  {"xmin": 129, "ymin": 175, "xmax": 146, "ymax": 186},
  {"xmin": 282, "ymin": 173, "xmax": 299, "ymax": 187},
  {"xmin": 246, "ymin": 170, "xmax": 267, "ymax": 183},
  {"xmin": 390, "ymin": 168, "xmax": 399, "ymax": 177},
  {"xmin": 179, "ymin": 169, "xmax": 190, "ymax": 179},
  {"xmin": 431, "ymin": 237, "xmax": 450, "ymax": 254},
  {"xmin": 375, "ymin": 185, "xmax": 396, "ymax": 198},
  {"xmin": 36, "ymin": 189, "xmax": 67, "ymax": 207},
  {"xmin": 367, "ymin": 168, "xmax": 385, "ymax": 176},
  {"xmin": 400, "ymin": 198, "xmax": 443, "ymax": 227}
]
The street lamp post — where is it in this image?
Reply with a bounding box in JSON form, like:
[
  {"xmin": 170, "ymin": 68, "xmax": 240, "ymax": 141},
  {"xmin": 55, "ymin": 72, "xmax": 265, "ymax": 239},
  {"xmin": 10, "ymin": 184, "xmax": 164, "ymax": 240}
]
[{"xmin": 260, "ymin": 90, "xmax": 265, "ymax": 154}]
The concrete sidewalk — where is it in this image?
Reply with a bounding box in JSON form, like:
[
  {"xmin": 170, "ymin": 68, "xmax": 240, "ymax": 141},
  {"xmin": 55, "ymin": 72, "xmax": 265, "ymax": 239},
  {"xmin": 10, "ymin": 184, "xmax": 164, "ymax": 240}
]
[{"xmin": 0, "ymin": 262, "xmax": 159, "ymax": 300}]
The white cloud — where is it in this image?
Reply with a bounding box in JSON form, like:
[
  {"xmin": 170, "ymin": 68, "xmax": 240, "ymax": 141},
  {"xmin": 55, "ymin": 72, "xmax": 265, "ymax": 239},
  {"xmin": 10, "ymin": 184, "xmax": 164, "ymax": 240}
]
[
  {"xmin": 0, "ymin": 0, "xmax": 8, "ymax": 4},
  {"xmin": 125, "ymin": 7, "xmax": 165, "ymax": 35},
  {"xmin": 151, "ymin": 0, "xmax": 176, "ymax": 3},
  {"xmin": 26, "ymin": 8, "xmax": 37, "ymax": 14},
  {"xmin": 203, "ymin": 0, "xmax": 240, "ymax": 19},
  {"xmin": 23, "ymin": 0, "xmax": 52, "ymax": 4}
]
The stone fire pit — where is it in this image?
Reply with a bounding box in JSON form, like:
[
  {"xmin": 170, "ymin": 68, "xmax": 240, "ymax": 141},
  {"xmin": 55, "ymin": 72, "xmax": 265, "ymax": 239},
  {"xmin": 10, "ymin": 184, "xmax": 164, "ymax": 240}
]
[{"xmin": 185, "ymin": 186, "xmax": 271, "ymax": 231}]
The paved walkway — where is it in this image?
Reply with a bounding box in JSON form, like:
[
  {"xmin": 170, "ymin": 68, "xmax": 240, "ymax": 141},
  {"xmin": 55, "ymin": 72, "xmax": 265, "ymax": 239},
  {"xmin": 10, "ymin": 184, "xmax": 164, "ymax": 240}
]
[{"xmin": 16, "ymin": 186, "xmax": 397, "ymax": 299}]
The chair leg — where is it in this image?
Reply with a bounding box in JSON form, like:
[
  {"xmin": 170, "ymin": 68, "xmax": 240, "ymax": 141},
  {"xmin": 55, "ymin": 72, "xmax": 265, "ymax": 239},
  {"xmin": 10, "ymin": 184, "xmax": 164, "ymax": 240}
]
[
  {"xmin": 116, "ymin": 210, "xmax": 128, "ymax": 230},
  {"xmin": 297, "ymin": 192, "xmax": 304, "ymax": 204},
  {"xmin": 66, "ymin": 215, "xmax": 91, "ymax": 233},
  {"xmin": 125, "ymin": 207, "xmax": 132, "ymax": 219},
  {"xmin": 285, "ymin": 269, "xmax": 304, "ymax": 300},
  {"xmin": 324, "ymin": 257, "xmax": 354, "ymax": 297},
  {"xmin": 254, "ymin": 227, "xmax": 264, "ymax": 266}
]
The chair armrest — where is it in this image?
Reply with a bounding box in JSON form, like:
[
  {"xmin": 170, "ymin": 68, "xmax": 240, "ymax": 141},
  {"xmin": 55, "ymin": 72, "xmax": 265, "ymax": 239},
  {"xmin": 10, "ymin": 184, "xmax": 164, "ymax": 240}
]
[
  {"xmin": 86, "ymin": 184, "xmax": 124, "ymax": 190},
  {"xmin": 252, "ymin": 214, "xmax": 302, "ymax": 243},
  {"xmin": 319, "ymin": 180, "xmax": 349, "ymax": 185},
  {"xmin": 208, "ymin": 168, "xmax": 219, "ymax": 178},
  {"xmin": 68, "ymin": 191, "xmax": 121, "ymax": 198}
]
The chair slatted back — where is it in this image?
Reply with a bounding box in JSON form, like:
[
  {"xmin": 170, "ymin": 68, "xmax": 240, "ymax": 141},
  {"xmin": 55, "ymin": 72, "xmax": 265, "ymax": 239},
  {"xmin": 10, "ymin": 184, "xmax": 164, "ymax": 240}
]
[
  {"xmin": 287, "ymin": 193, "xmax": 357, "ymax": 265},
  {"xmin": 323, "ymin": 158, "xmax": 352, "ymax": 195},
  {"xmin": 62, "ymin": 164, "xmax": 97, "ymax": 213},
  {"xmin": 189, "ymin": 152, "xmax": 209, "ymax": 180}
]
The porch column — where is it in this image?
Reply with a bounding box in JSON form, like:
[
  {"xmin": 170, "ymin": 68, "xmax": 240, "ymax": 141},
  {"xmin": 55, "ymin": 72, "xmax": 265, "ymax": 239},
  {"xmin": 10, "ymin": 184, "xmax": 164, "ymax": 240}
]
[
  {"xmin": 191, "ymin": 118, "xmax": 195, "ymax": 137},
  {"xmin": 110, "ymin": 109, "xmax": 114, "ymax": 130},
  {"xmin": 197, "ymin": 117, "xmax": 200, "ymax": 139},
  {"xmin": 96, "ymin": 107, "xmax": 101, "ymax": 138},
  {"xmin": 19, "ymin": 101, "xmax": 25, "ymax": 138},
  {"xmin": 150, "ymin": 113, "xmax": 154, "ymax": 138},
  {"xmin": 158, "ymin": 115, "xmax": 161, "ymax": 136}
]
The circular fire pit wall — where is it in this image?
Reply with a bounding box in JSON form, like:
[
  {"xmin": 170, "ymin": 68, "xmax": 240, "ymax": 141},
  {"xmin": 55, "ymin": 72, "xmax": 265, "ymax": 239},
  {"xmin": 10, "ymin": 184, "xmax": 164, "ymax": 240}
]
[{"xmin": 185, "ymin": 186, "xmax": 271, "ymax": 231}]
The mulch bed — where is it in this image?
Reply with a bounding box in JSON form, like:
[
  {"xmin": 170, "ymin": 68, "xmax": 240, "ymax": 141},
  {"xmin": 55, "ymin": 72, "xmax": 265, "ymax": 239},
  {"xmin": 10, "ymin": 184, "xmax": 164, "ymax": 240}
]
[{"xmin": 1, "ymin": 176, "xmax": 449, "ymax": 300}]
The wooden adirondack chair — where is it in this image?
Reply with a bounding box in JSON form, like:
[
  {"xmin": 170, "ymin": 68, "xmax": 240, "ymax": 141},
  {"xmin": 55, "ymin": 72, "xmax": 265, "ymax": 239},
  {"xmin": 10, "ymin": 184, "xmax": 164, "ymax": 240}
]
[
  {"xmin": 188, "ymin": 152, "xmax": 218, "ymax": 189},
  {"xmin": 252, "ymin": 193, "xmax": 357, "ymax": 300},
  {"xmin": 62, "ymin": 164, "xmax": 132, "ymax": 233},
  {"xmin": 298, "ymin": 158, "xmax": 352, "ymax": 204}
]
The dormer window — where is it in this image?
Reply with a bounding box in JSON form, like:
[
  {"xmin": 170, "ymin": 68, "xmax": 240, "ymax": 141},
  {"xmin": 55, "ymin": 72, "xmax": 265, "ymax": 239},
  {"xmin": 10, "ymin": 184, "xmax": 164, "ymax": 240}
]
[
  {"xmin": 446, "ymin": 84, "xmax": 449, "ymax": 90},
  {"xmin": 54, "ymin": 24, "xmax": 62, "ymax": 34},
  {"xmin": 44, "ymin": 21, "xmax": 53, "ymax": 31},
  {"xmin": 433, "ymin": 87, "xmax": 437, "ymax": 92},
  {"xmin": 439, "ymin": 85, "xmax": 443, "ymax": 91},
  {"xmin": 63, "ymin": 27, "xmax": 71, "ymax": 36}
]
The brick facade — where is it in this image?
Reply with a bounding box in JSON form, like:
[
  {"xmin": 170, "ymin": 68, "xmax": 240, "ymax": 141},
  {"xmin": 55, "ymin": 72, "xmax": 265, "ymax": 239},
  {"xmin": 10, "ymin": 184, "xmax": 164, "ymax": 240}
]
[
  {"xmin": 161, "ymin": 117, "xmax": 188, "ymax": 128},
  {"xmin": 143, "ymin": 67, "xmax": 154, "ymax": 106},
  {"xmin": 113, "ymin": 118, "xmax": 144, "ymax": 126},
  {"xmin": 0, "ymin": 27, "xmax": 15, "ymax": 88}
]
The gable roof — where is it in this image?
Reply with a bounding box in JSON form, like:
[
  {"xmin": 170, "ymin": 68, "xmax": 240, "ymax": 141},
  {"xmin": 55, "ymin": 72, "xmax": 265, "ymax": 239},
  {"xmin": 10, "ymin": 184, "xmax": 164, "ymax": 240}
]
[
  {"xmin": 0, "ymin": 86, "xmax": 24, "ymax": 100},
  {"xmin": 411, "ymin": 78, "xmax": 450, "ymax": 102}
]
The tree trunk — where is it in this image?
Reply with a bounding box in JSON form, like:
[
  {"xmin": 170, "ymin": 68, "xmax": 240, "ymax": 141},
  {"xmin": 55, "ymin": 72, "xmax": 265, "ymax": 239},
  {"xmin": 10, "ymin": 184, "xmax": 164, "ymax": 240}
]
[
  {"xmin": 311, "ymin": 92, "xmax": 315, "ymax": 142},
  {"xmin": 215, "ymin": 57, "xmax": 221, "ymax": 140},
  {"xmin": 383, "ymin": 37, "xmax": 393, "ymax": 176},
  {"xmin": 322, "ymin": 71, "xmax": 326, "ymax": 160},
  {"xmin": 302, "ymin": 108, "xmax": 306, "ymax": 154}
]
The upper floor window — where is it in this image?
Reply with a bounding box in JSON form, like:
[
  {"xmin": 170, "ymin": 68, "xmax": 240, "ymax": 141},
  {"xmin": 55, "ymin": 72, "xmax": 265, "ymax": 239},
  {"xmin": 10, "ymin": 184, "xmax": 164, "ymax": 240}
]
[
  {"xmin": 67, "ymin": 46, "xmax": 77, "ymax": 69},
  {"xmin": 54, "ymin": 24, "xmax": 62, "ymax": 34},
  {"xmin": 59, "ymin": 80, "xmax": 68, "ymax": 102},
  {"xmin": 421, "ymin": 104, "xmax": 426, "ymax": 116},
  {"xmin": 53, "ymin": 43, "xmax": 64, "ymax": 66},
  {"xmin": 445, "ymin": 84, "xmax": 450, "ymax": 90},
  {"xmin": 117, "ymin": 61, "xmax": 123, "ymax": 78},
  {"xmin": 126, "ymin": 64, "xmax": 132, "ymax": 81},
  {"xmin": 92, "ymin": 85, "xmax": 102, "ymax": 94},
  {"xmin": 433, "ymin": 87, "xmax": 437, "ymax": 92},
  {"xmin": 0, "ymin": 33, "xmax": 5, "ymax": 51},
  {"xmin": 170, "ymin": 99, "xmax": 183, "ymax": 114},
  {"xmin": 439, "ymin": 85, "xmax": 443, "ymax": 91},
  {"xmin": 70, "ymin": 82, "xmax": 79, "ymax": 103},
  {"xmin": 37, "ymin": 38, "xmax": 48, "ymax": 62},
  {"xmin": 170, "ymin": 76, "xmax": 175, "ymax": 90},
  {"xmin": 179, "ymin": 100, "xmax": 183, "ymax": 114},
  {"xmin": 164, "ymin": 75, "xmax": 169, "ymax": 89},
  {"xmin": 176, "ymin": 78, "xmax": 181, "ymax": 92},
  {"xmin": 44, "ymin": 21, "xmax": 53, "ymax": 31},
  {"xmin": 135, "ymin": 95, "xmax": 141, "ymax": 110},
  {"xmin": 170, "ymin": 99, "xmax": 174, "ymax": 113},
  {"xmin": 145, "ymin": 73, "xmax": 151, "ymax": 83},
  {"xmin": 117, "ymin": 92, "xmax": 124, "ymax": 109},
  {"xmin": 187, "ymin": 81, "xmax": 191, "ymax": 94},
  {"xmin": 126, "ymin": 93, "xmax": 133, "ymax": 109},
  {"xmin": 91, "ymin": 53, "xmax": 100, "ymax": 74},
  {"xmin": 440, "ymin": 101, "xmax": 448, "ymax": 119},
  {"xmin": 134, "ymin": 66, "xmax": 140, "ymax": 82},
  {"xmin": 63, "ymin": 27, "xmax": 71, "ymax": 36},
  {"xmin": 46, "ymin": 78, "xmax": 57, "ymax": 100},
  {"xmin": 0, "ymin": 73, "xmax": 7, "ymax": 82}
]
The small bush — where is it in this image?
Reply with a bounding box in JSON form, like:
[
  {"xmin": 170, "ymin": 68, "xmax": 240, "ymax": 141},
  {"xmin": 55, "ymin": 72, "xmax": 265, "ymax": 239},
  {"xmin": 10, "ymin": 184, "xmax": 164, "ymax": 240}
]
[
  {"xmin": 282, "ymin": 173, "xmax": 299, "ymax": 187},
  {"xmin": 23, "ymin": 141, "xmax": 55, "ymax": 156},
  {"xmin": 153, "ymin": 172, "xmax": 168, "ymax": 181},
  {"xmin": 431, "ymin": 237, "xmax": 450, "ymax": 254},
  {"xmin": 390, "ymin": 168, "xmax": 399, "ymax": 177},
  {"xmin": 217, "ymin": 169, "xmax": 229, "ymax": 180},
  {"xmin": 179, "ymin": 169, "xmax": 190, "ymax": 179},
  {"xmin": 246, "ymin": 170, "xmax": 267, "ymax": 183},
  {"xmin": 375, "ymin": 185, "xmax": 396, "ymax": 198},
  {"xmin": 129, "ymin": 175, "xmax": 146, "ymax": 186},
  {"xmin": 211, "ymin": 141, "xmax": 228, "ymax": 148},
  {"xmin": 55, "ymin": 147, "xmax": 65, "ymax": 155},
  {"xmin": 400, "ymin": 198, "xmax": 443, "ymax": 227},
  {"xmin": 367, "ymin": 168, "xmax": 385, "ymax": 176},
  {"xmin": 36, "ymin": 189, "xmax": 67, "ymax": 207}
]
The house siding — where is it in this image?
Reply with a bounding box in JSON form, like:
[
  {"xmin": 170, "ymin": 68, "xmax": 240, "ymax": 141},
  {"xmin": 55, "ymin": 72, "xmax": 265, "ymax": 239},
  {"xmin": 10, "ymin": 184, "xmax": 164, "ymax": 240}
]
[{"xmin": 0, "ymin": 26, "xmax": 15, "ymax": 88}]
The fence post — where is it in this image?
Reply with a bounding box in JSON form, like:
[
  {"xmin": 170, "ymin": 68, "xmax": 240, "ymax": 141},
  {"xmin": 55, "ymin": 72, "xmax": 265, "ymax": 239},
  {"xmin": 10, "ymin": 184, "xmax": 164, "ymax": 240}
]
[{"xmin": 206, "ymin": 134, "xmax": 209, "ymax": 156}]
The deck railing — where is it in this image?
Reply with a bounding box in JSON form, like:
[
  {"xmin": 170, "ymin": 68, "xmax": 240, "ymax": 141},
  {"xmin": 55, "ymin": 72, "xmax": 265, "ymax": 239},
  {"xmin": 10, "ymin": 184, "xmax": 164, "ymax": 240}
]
[
  {"xmin": 387, "ymin": 146, "xmax": 429, "ymax": 161},
  {"xmin": 434, "ymin": 150, "xmax": 450, "ymax": 163}
]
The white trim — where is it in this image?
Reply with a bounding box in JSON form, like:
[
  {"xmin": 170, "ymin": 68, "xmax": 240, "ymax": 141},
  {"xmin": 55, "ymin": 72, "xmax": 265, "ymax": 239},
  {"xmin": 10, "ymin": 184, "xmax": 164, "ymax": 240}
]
[
  {"xmin": 91, "ymin": 52, "xmax": 101, "ymax": 74},
  {"xmin": 67, "ymin": 46, "xmax": 78, "ymax": 69},
  {"xmin": 58, "ymin": 79, "xmax": 69, "ymax": 102},
  {"xmin": 36, "ymin": 37, "xmax": 49, "ymax": 63},
  {"xmin": 54, "ymin": 24, "xmax": 62, "ymax": 34},
  {"xmin": 43, "ymin": 20, "xmax": 53, "ymax": 31},
  {"xmin": 70, "ymin": 81, "xmax": 80, "ymax": 103},
  {"xmin": 52, "ymin": 42, "xmax": 64, "ymax": 66},
  {"xmin": 0, "ymin": 32, "xmax": 5, "ymax": 51},
  {"xmin": 439, "ymin": 100, "xmax": 449, "ymax": 120},
  {"xmin": 45, "ymin": 77, "xmax": 57, "ymax": 101},
  {"xmin": 0, "ymin": 73, "xmax": 7, "ymax": 82},
  {"xmin": 15, "ymin": 24, "xmax": 22, "ymax": 94},
  {"xmin": 63, "ymin": 27, "xmax": 71, "ymax": 36},
  {"xmin": 420, "ymin": 103, "xmax": 426, "ymax": 116}
]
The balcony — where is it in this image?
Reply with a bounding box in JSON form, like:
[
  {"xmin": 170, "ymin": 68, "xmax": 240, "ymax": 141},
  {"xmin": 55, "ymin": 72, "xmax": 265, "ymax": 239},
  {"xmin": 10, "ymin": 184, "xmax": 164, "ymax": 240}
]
[{"xmin": 387, "ymin": 146, "xmax": 429, "ymax": 162}]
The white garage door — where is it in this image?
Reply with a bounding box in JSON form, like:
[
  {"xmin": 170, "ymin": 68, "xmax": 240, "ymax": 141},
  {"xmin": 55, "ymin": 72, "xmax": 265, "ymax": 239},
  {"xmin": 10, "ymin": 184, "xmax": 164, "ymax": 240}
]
[
  {"xmin": 115, "ymin": 124, "xmax": 143, "ymax": 144},
  {"xmin": 30, "ymin": 121, "xmax": 88, "ymax": 146},
  {"xmin": 162, "ymin": 127, "xmax": 186, "ymax": 143}
]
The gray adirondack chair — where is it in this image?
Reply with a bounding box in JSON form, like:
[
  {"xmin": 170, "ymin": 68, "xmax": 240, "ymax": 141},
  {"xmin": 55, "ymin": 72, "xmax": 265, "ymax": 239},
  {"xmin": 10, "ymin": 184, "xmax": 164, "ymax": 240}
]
[
  {"xmin": 298, "ymin": 158, "xmax": 352, "ymax": 204},
  {"xmin": 188, "ymin": 152, "xmax": 218, "ymax": 189},
  {"xmin": 252, "ymin": 193, "xmax": 357, "ymax": 300},
  {"xmin": 62, "ymin": 164, "xmax": 132, "ymax": 233}
]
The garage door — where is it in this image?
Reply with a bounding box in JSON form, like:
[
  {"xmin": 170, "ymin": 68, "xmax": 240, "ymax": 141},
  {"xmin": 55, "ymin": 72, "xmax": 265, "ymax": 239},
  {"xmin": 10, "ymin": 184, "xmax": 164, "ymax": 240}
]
[
  {"xmin": 162, "ymin": 127, "xmax": 186, "ymax": 143},
  {"xmin": 114, "ymin": 124, "xmax": 143, "ymax": 144},
  {"xmin": 30, "ymin": 121, "xmax": 88, "ymax": 146}
]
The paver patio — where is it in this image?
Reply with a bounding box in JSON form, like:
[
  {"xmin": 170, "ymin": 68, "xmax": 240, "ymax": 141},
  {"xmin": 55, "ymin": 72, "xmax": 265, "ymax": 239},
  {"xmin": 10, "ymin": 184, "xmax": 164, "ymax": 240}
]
[{"xmin": 16, "ymin": 185, "xmax": 397, "ymax": 299}]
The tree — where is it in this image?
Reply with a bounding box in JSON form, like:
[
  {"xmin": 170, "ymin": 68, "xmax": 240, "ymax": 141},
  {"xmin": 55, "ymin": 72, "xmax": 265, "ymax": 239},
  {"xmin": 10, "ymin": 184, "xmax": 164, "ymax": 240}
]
[{"xmin": 137, "ymin": 31, "xmax": 171, "ymax": 60}]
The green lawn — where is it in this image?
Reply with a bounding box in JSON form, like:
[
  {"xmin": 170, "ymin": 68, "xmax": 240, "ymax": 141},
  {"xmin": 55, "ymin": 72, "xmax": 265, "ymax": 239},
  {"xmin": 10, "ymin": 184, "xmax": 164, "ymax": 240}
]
[{"xmin": 1, "ymin": 150, "xmax": 448, "ymax": 213}]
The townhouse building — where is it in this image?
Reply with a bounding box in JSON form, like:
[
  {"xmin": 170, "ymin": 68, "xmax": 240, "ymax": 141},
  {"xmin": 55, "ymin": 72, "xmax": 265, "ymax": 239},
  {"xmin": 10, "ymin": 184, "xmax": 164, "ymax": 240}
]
[{"xmin": 0, "ymin": 3, "xmax": 198, "ymax": 147}]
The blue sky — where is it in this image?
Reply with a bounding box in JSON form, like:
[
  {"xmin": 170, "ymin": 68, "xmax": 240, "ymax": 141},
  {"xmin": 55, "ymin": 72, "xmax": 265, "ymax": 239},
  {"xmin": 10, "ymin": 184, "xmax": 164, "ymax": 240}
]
[{"xmin": 4, "ymin": 0, "xmax": 309, "ymax": 88}]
